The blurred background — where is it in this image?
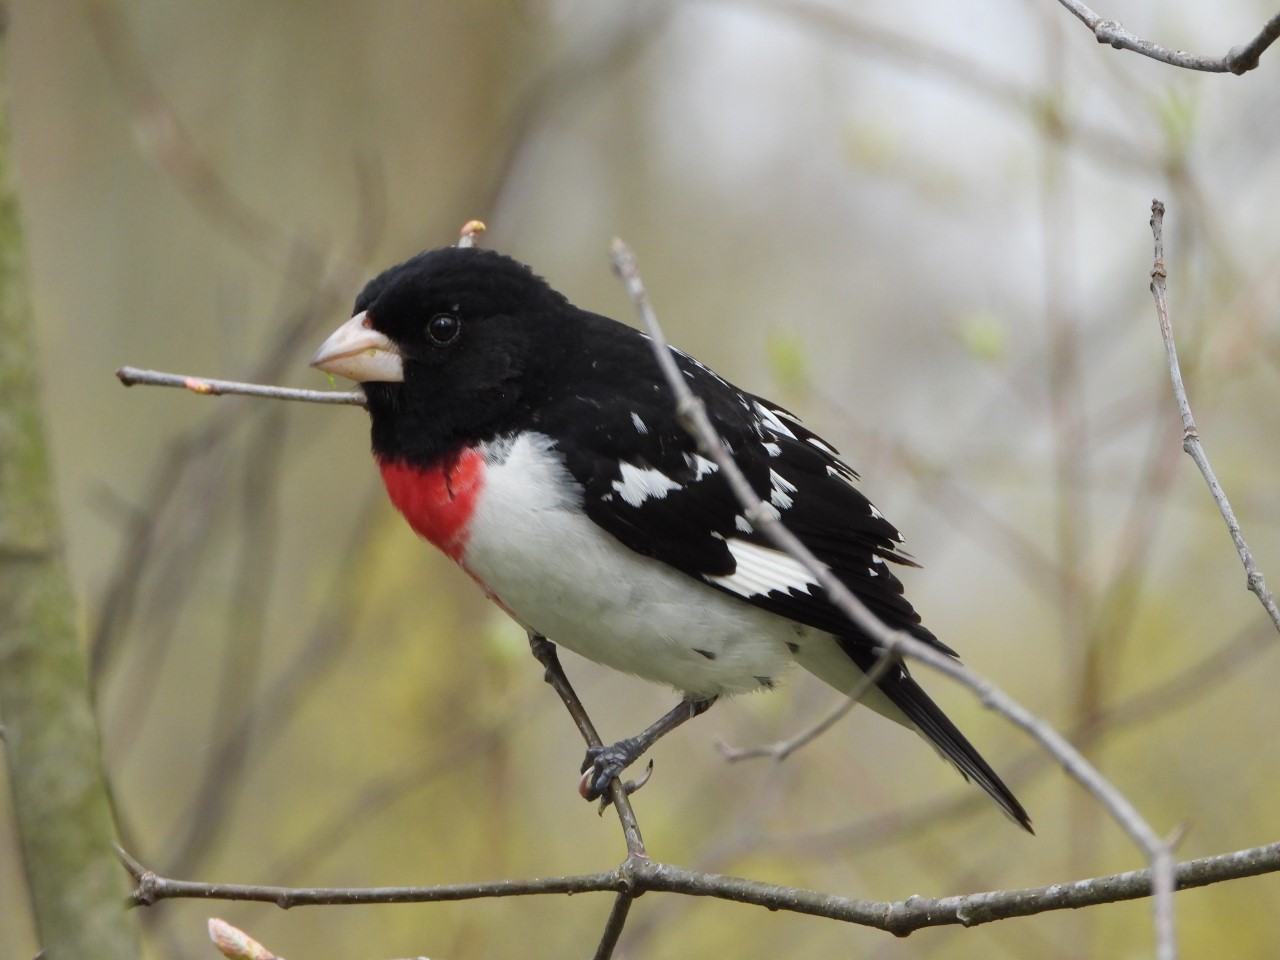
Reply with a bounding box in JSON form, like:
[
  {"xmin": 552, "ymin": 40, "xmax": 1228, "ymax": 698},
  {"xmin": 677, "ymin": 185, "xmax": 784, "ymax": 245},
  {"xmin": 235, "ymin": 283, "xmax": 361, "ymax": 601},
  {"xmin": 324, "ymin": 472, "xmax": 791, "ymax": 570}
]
[{"xmin": 5, "ymin": 1, "xmax": 1280, "ymax": 957}]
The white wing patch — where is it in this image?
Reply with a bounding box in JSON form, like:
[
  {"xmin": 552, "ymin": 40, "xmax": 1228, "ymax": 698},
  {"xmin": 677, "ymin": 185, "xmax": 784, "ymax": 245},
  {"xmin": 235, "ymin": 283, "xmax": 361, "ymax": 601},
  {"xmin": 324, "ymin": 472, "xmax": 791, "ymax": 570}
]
[
  {"xmin": 683, "ymin": 453, "xmax": 718, "ymax": 479},
  {"xmin": 708, "ymin": 538, "xmax": 819, "ymax": 598},
  {"xmin": 613, "ymin": 462, "xmax": 680, "ymax": 507},
  {"xmin": 752, "ymin": 401, "xmax": 798, "ymax": 439},
  {"xmin": 769, "ymin": 469, "xmax": 797, "ymax": 509},
  {"xmin": 774, "ymin": 406, "xmax": 805, "ymax": 427},
  {"xmin": 630, "ymin": 412, "xmax": 649, "ymax": 435},
  {"xmin": 826, "ymin": 463, "xmax": 857, "ymax": 485},
  {"xmin": 806, "ymin": 436, "xmax": 840, "ymax": 457}
]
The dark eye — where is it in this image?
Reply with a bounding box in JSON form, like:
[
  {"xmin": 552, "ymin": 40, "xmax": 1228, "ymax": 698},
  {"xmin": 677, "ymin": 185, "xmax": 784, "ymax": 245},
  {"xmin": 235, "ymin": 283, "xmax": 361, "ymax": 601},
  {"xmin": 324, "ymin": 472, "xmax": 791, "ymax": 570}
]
[{"xmin": 427, "ymin": 313, "xmax": 461, "ymax": 345}]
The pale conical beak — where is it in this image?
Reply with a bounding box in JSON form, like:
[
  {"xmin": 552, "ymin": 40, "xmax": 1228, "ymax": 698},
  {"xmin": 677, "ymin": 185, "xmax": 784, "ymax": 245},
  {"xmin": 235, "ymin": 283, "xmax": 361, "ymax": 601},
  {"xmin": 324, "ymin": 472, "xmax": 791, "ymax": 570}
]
[{"xmin": 310, "ymin": 310, "xmax": 404, "ymax": 383}]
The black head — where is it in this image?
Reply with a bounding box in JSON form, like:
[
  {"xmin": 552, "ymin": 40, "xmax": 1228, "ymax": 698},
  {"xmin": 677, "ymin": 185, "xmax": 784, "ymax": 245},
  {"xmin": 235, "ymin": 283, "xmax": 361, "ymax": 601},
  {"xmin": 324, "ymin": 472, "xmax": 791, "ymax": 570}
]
[{"xmin": 311, "ymin": 246, "xmax": 576, "ymax": 464}]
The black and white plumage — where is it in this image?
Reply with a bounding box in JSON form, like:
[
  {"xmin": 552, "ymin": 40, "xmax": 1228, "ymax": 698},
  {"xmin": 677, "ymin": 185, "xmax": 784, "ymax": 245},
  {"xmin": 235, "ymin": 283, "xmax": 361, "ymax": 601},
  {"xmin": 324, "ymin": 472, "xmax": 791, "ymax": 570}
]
[{"xmin": 310, "ymin": 245, "xmax": 1032, "ymax": 831}]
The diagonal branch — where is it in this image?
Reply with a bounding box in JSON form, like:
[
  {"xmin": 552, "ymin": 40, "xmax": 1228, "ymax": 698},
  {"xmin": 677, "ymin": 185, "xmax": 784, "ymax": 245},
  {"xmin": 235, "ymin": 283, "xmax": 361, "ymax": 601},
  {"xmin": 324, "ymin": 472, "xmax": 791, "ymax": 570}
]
[
  {"xmin": 526, "ymin": 634, "xmax": 648, "ymax": 859},
  {"xmin": 1147, "ymin": 200, "xmax": 1280, "ymax": 636},
  {"xmin": 609, "ymin": 237, "xmax": 1178, "ymax": 960}
]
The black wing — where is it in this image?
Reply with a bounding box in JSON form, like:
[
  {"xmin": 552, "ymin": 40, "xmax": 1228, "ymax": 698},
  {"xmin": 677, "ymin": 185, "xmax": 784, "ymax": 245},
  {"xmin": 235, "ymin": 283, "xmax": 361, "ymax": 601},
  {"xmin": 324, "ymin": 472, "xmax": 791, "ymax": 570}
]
[{"xmin": 539, "ymin": 339, "xmax": 949, "ymax": 656}]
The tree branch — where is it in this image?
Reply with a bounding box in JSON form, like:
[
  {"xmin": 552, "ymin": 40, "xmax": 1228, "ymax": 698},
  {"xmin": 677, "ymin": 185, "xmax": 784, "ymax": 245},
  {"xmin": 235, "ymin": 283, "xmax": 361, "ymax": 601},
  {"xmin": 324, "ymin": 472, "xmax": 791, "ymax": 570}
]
[{"xmin": 1057, "ymin": 1, "xmax": 1280, "ymax": 75}]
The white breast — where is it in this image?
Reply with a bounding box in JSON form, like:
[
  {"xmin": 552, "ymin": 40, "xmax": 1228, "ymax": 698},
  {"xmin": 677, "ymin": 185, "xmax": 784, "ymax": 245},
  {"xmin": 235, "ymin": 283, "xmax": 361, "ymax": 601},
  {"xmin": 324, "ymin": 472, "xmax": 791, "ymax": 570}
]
[{"xmin": 460, "ymin": 433, "xmax": 803, "ymax": 697}]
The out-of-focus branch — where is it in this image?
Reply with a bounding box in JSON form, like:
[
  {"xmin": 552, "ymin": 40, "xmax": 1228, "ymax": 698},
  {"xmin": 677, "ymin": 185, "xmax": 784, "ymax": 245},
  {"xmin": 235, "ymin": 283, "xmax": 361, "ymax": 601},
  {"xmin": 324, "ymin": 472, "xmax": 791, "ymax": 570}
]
[
  {"xmin": 161, "ymin": 488, "xmax": 386, "ymax": 881},
  {"xmin": 0, "ymin": 33, "xmax": 140, "ymax": 957},
  {"xmin": 716, "ymin": 651, "xmax": 895, "ymax": 762},
  {"xmin": 1148, "ymin": 200, "xmax": 1280, "ymax": 636},
  {"xmin": 161, "ymin": 411, "xmax": 287, "ymax": 872},
  {"xmin": 82, "ymin": 0, "xmax": 366, "ymax": 288},
  {"xmin": 1057, "ymin": 2, "xmax": 1280, "ymax": 75},
  {"xmin": 720, "ymin": 0, "xmax": 1155, "ymax": 173},
  {"xmin": 610, "ymin": 237, "xmax": 1178, "ymax": 960}
]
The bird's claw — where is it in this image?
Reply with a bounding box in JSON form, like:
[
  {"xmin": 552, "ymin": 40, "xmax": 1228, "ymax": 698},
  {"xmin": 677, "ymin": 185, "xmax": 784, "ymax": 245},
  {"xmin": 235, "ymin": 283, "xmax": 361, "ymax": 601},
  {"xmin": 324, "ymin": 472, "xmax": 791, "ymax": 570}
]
[
  {"xmin": 579, "ymin": 759, "xmax": 655, "ymax": 813},
  {"xmin": 578, "ymin": 737, "xmax": 645, "ymax": 802}
]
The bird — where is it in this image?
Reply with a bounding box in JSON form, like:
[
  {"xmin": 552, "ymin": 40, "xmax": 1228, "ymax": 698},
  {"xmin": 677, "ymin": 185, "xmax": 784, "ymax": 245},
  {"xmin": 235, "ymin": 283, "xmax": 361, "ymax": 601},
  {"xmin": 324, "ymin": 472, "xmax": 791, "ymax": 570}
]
[{"xmin": 310, "ymin": 242, "xmax": 1032, "ymax": 832}]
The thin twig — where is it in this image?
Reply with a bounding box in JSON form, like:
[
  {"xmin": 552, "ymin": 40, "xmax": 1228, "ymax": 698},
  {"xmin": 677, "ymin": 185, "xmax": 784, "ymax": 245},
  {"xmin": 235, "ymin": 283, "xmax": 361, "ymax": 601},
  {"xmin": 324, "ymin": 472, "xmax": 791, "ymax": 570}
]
[
  {"xmin": 717, "ymin": 648, "xmax": 898, "ymax": 762},
  {"xmin": 610, "ymin": 237, "xmax": 1178, "ymax": 959},
  {"xmin": 116, "ymin": 367, "xmax": 365, "ymax": 406},
  {"xmin": 717, "ymin": 692, "xmax": 858, "ymax": 763},
  {"xmin": 1148, "ymin": 201, "xmax": 1280, "ymax": 637},
  {"xmin": 83, "ymin": 0, "xmax": 364, "ymax": 286},
  {"xmin": 1056, "ymin": 1, "xmax": 1280, "ymax": 75},
  {"xmin": 161, "ymin": 412, "xmax": 286, "ymax": 873}
]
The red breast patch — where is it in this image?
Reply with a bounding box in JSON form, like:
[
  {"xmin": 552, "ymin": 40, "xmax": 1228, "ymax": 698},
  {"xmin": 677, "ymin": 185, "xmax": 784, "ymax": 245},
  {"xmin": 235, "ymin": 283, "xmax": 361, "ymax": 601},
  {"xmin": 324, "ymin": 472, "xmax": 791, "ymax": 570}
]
[{"xmin": 378, "ymin": 449, "xmax": 484, "ymax": 562}]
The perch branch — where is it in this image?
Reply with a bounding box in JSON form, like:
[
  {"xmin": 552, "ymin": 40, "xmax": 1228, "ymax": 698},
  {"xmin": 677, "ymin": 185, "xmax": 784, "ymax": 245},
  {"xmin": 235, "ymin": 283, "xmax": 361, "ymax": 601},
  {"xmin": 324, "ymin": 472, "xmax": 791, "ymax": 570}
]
[
  {"xmin": 117, "ymin": 840, "xmax": 1280, "ymax": 935},
  {"xmin": 526, "ymin": 634, "xmax": 648, "ymax": 858}
]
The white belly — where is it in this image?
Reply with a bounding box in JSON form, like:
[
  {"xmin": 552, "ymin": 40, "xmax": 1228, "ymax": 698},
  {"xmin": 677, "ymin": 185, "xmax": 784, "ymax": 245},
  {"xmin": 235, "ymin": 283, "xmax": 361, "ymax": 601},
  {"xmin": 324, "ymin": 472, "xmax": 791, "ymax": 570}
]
[{"xmin": 460, "ymin": 433, "xmax": 803, "ymax": 697}]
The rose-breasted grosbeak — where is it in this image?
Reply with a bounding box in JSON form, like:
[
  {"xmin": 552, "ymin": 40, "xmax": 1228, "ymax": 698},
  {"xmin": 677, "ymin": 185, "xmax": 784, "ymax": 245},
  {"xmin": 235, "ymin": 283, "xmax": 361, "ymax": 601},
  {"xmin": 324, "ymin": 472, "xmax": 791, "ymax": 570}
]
[{"xmin": 311, "ymin": 244, "xmax": 1032, "ymax": 832}]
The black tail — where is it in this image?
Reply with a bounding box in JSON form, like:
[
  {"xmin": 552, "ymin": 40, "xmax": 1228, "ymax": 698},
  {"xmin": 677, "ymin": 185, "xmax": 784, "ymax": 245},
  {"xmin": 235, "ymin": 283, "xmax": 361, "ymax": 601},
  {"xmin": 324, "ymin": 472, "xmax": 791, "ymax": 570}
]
[{"xmin": 850, "ymin": 649, "xmax": 1034, "ymax": 833}]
